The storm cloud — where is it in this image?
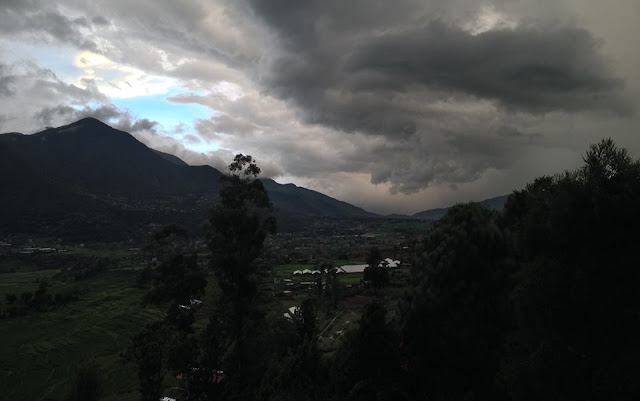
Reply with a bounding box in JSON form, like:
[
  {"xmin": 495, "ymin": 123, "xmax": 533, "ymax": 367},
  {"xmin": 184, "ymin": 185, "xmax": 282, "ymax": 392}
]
[{"xmin": 0, "ymin": 0, "xmax": 638, "ymax": 213}]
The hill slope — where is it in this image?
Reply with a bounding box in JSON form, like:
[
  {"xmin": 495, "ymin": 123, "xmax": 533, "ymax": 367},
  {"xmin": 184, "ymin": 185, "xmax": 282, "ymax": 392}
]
[
  {"xmin": 0, "ymin": 118, "xmax": 377, "ymax": 240},
  {"xmin": 412, "ymin": 195, "xmax": 509, "ymax": 220}
]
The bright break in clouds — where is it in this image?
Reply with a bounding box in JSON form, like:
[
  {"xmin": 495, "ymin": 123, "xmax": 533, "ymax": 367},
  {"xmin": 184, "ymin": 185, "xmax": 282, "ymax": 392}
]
[{"xmin": 0, "ymin": 0, "xmax": 638, "ymax": 214}]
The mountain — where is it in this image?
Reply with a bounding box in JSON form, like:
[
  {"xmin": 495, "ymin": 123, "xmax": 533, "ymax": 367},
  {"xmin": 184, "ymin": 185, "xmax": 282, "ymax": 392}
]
[
  {"xmin": 152, "ymin": 149, "xmax": 189, "ymax": 166},
  {"xmin": 261, "ymin": 179, "xmax": 375, "ymax": 219},
  {"xmin": 0, "ymin": 118, "xmax": 377, "ymax": 241},
  {"xmin": 477, "ymin": 195, "xmax": 509, "ymax": 211},
  {"xmin": 411, "ymin": 206, "xmax": 450, "ymax": 221},
  {"xmin": 412, "ymin": 195, "xmax": 509, "ymax": 220}
]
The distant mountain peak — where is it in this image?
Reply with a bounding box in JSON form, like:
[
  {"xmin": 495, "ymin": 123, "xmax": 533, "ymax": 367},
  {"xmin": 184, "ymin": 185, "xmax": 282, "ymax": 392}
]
[
  {"xmin": 1, "ymin": 117, "xmax": 381, "ymax": 238},
  {"xmin": 71, "ymin": 117, "xmax": 110, "ymax": 128}
]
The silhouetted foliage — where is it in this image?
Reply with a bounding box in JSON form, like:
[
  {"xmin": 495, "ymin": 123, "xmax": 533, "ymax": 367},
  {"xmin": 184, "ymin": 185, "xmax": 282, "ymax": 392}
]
[
  {"xmin": 142, "ymin": 225, "xmax": 206, "ymax": 305},
  {"xmin": 68, "ymin": 359, "xmax": 101, "ymax": 401},
  {"xmin": 121, "ymin": 139, "xmax": 640, "ymax": 401},
  {"xmin": 199, "ymin": 154, "xmax": 277, "ymax": 399},
  {"xmin": 363, "ymin": 246, "xmax": 389, "ymax": 293},
  {"xmin": 0, "ymin": 281, "xmax": 79, "ymax": 319},
  {"xmin": 333, "ymin": 301, "xmax": 404, "ymax": 400},
  {"xmin": 499, "ymin": 138, "xmax": 640, "ymax": 401},
  {"xmin": 207, "ymin": 154, "xmax": 275, "ymax": 307},
  {"xmin": 400, "ymin": 203, "xmax": 512, "ymax": 400},
  {"xmin": 125, "ymin": 322, "xmax": 165, "ymax": 401}
]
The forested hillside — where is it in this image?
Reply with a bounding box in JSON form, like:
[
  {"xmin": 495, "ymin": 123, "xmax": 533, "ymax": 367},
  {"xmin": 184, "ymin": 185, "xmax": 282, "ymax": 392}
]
[{"xmin": 122, "ymin": 139, "xmax": 640, "ymax": 400}]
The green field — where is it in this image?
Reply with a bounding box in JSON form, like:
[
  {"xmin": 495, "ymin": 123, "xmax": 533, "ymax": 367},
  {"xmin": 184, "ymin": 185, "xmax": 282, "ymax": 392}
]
[
  {"xmin": 0, "ymin": 254, "xmax": 407, "ymax": 401},
  {"xmin": 0, "ymin": 269, "xmax": 61, "ymax": 299},
  {"xmin": 0, "ymin": 268, "xmax": 163, "ymax": 401}
]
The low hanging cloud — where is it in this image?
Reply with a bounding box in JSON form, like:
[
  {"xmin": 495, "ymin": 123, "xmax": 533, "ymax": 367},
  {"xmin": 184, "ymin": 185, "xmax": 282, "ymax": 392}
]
[{"xmin": 0, "ymin": 61, "xmax": 107, "ymax": 132}]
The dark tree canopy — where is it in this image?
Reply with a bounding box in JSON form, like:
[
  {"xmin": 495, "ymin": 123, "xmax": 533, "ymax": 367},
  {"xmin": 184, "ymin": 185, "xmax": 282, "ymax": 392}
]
[
  {"xmin": 200, "ymin": 154, "xmax": 278, "ymax": 399},
  {"xmin": 142, "ymin": 224, "xmax": 206, "ymax": 305},
  {"xmin": 363, "ymin": 246, "xmax": 389, "ymax": 292},
  {"xmin": 499, "ymin": 138, "xmax": 640, "ymax": 401},
  {"xmin": 123, "ymin": 139, "xmax": 640, "ymax": 401},
  {"xmin": 207, "ymin": 154, "xmax": 275, "ymax": 303},
  {"xmin": 400, "ymin": 203, "xmax": 512, "ymax": 401}
]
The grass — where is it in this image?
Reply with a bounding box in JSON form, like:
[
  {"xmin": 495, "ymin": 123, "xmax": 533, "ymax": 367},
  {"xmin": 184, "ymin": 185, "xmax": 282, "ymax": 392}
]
[
  {"xmin": 63, "ymin": 247, "xmax": 139, "ymax": 258},
  {"xmin": 0, "ymin": 270, "xmax": 61, "ymax": 299},
  {"xmin": 0, "ymin": 268, "xmax": 163, "ymax": 401},
  {"xmin": 0, "ymin": 254, "xmax": 408, "ymax": 401}
]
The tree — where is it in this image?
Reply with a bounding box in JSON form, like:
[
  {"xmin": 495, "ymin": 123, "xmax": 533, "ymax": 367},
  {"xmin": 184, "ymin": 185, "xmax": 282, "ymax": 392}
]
[
  {"xmin": 143, "ymin": 225, "xmax": 206, "ymax": 306},
  {"xmin": 332, "ymin": 302, "xmax": 403, "ymax": 400},
  {"xmin": 500, "ymin": 139, "xmax": 640, "ymax": 401},
  {"xmin": 400, "ymin": 203, "xmax": 512, "ymax": 401},
  {"xmin": 125, "ymin": 322, "xmax": 165, "ymax": 401},
  {"xmin": 68, "ymin": 359, "xmax": 101, "ymax": 401},
  {"xmin": 363, "ymin": 247, "xmax": 389, "ymax": 294},
  {"xmin": 318, "ymin": 261, "xmax": 339, "ymax": 308},
  {"xmin": 207, "ymin": 154, "xmax": 275, "ymax": 309},
  {"xmin": 292, "ymin": 298, "xmax": 317, "ymax": 340},
  {"xmin": 203, "ymin": 154, "xmax": 276, "ymax": 397}
]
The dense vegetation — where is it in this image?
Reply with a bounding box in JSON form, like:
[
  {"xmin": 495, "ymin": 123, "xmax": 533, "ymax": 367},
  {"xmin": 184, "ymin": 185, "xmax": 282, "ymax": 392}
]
[
  {"xmin": 2, "ymin": 139, "xmax": 639, "ymax": 400},
  {"xmin": 123, "ymin": 139, "xmax": 640, "ymax": 400}
]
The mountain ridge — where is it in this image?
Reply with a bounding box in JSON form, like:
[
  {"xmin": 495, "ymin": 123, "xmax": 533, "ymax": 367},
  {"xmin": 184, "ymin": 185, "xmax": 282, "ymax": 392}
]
[
  {"xmin": 0, "ymin": 118, "xmax": 378, "ymax": 240},
  {"xmin": 411, "ymin": 195, "xmax": 509, "ymax": 220}
]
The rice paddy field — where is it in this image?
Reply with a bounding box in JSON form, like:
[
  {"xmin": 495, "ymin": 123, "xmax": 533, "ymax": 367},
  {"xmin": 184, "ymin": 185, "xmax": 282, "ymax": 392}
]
[
  {"xmin": 0, "ymin": 250, "xmax": 408, "ymax": 401},
  {"xmin": 0, "ymin": 248, "xmax": 163, "ymax": 401}
]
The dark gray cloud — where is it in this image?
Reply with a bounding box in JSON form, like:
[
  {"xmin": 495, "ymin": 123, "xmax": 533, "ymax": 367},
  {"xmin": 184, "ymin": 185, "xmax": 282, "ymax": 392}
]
[
  {"xmin": 246, "ymin": 2, "xmax": 628, "ymax": 126},
  {"xmin": 0, "ymin": 4, "xmax": 98, "ymax": 51},
  {"xmin": 91, "ymin": 16, "xmax": 109, "ymax": 26},
  {"xmin": 347, "ymin": 22, "xmax": 628, "ymax": 114},
  {"xmin": 0, "ymin": 0, "xmax": 638, "ymax": 213},
  {"xmin": 221, "ymin": 0, "xmax": 632, "ymax": 195}
]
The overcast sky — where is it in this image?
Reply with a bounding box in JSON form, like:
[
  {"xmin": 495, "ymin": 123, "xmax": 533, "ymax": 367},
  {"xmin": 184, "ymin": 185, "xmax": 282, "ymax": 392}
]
[{"xmin": 1, "ymin": 0, "xmax": 638, "ymax": 214}]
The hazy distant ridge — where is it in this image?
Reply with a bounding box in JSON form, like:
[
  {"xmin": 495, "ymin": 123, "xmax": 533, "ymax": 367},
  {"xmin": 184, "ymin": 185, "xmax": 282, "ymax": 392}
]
[{"xmin": 412, "ymin": 195, "xmax": 508, "ymax": 220}]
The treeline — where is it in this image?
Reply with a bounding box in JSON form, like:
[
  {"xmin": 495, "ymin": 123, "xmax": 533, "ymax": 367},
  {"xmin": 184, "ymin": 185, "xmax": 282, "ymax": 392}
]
[
  {"xmin": 2, "ymin": 281, "xmax": 79, "ymax": 318},
  {"xmin": 0, "ymin": 252, "xmax": 115, "ymax": 275},
  {"xmin": 394, "ymin": 138, "xmax": 640, "ymax": 400},
  {"xmin": 127, "ymin": 143, "xmax": 640, "ymax": 400}
]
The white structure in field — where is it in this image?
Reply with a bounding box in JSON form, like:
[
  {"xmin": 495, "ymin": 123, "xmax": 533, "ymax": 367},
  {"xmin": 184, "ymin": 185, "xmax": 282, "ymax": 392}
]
[
  {"xmin": 337, "ymin": 264, "xmax": 368, "ymax": 273},
  {"xmin": 337, "ymin": 259, "xmax": 401, "ymax": 273},
  {"xmin": 283, "ymin": 306, "xmax": 299, "ymax": 319},
  {"xmin": 383, "ymin": 258, "xmax": 401, "ymax": 268}
]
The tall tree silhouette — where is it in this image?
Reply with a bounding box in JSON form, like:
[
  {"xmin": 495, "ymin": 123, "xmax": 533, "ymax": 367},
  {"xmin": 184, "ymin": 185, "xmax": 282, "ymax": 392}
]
[{"xmin": 203, "ymin": 154, "xmax": 276, "ymax": 398}]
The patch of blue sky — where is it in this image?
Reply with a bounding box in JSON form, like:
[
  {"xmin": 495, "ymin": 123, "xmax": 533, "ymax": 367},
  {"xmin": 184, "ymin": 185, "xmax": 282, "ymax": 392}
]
[
  {"xmin": 113, "ymin": 89, "xmax": 220, "ymax": 152},
  {"xmin": 113, "ymin": 90, "xmax": 209, "ymax": 127}
]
